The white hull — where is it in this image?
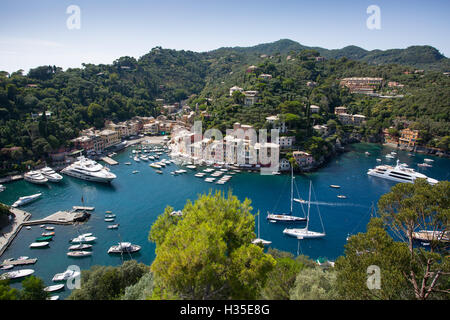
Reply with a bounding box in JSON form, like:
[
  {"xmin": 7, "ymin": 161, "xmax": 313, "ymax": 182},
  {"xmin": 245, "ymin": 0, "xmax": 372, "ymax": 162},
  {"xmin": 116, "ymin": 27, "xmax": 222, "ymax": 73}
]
[
  {"xmin": 283, "ymin": 228, "xmax": 326, "ymax": 239},
  {"xmin": 62, "ymin": 169, "xmax": 115, "ymax": 183},
  {"xmin": 12, "ymin": 193, "xmax": 42, "ymax": 207},
  {"xmin": 267, "ymin": 213, "xmax": 306, "ymax": 222},
  {"xmin": 367, "ymin": 169, "xmax": 438, "ymax": 185}
]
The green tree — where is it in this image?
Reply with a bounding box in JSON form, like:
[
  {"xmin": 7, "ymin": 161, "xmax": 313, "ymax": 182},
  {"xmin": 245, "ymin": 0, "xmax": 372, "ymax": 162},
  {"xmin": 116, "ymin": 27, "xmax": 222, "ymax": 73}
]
[
  {"xmin": 0, "ymin": 280, "xmax": 20, "ymax": 300},
  {"xmin": 121, "ymin": 272, "xmax": 154, "ymax": 300},
  {"xmin": 290, "ymin": 267, "xmax": 339, "ymax": 300},
  {"xmin": 149, "ymin": 191, "xmax": 276, "ymax": 299},
  {"xmin": 20, "ymin": 276, "xmax": 49, "ymax": 300},
  {"xmin": 68, "ymin": 260, "xmax": 149, "ymax": 300},
  {"xmin": 378, "ymin": 179, "xmax": 450, "ymax": 300}
]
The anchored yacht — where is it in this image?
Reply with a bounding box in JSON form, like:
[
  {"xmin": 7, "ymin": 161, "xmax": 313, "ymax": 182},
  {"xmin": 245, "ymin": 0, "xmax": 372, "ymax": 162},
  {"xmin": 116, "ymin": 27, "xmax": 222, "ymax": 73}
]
[
  {"xmin": 367, "ymin": 160, "xmax": 438, "ymax": 185},
  {"xmin": 40, "ymin": 167, "xmax": 63, "ymax": 182},
  {"xmin": 61, "ymin": 156, "xmax": 116, "ymax": 183},
  {"xmin": 24, "ymin": 171, "xmax": 48, "ymax": 184}
]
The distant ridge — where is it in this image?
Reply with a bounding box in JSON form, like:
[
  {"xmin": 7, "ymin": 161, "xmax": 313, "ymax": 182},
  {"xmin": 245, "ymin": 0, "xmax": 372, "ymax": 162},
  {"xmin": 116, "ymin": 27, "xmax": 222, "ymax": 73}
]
[{"xmin": 211, "ymin": 39, "xmax": 450, "ymax": 71}]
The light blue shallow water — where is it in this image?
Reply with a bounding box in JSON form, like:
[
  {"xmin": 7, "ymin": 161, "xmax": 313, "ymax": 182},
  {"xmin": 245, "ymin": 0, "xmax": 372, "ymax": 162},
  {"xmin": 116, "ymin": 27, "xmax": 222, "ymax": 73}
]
[{"xmin": 1, "ymin": 143, "xmax": 449, "ymax": 298}]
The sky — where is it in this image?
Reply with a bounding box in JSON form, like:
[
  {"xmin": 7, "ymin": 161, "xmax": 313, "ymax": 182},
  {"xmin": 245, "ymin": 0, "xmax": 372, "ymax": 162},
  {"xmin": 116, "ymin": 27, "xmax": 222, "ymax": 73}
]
[{"xmin": 0, "ymin": 0, "xmax": 449, "ymax": 73}]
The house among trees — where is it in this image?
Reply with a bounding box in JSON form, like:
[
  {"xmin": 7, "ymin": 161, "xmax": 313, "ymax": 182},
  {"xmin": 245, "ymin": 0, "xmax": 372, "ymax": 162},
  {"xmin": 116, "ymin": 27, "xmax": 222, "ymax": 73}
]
[
  {"xmin": 243, "ymin": 91, "xmax": 258, "ymax": 106},
  {"xmin": 293, "ymin": 151, "xmax": 315, "ymax": 168},
  {"xmin": 266, "ymin": 115, "xmax": 287, "ymax": 133},
  {"xmin": 310, "ymin": 105, "xmax": 320, "ymax": 113},
  {"xmin": 339, "ymin": 77, "xmax": 383, "ymax": 94},
  {"xmin": 259, "ymin": 74, "xmax": 272, "ymax": 80},
  {"xmin": 229, "ymin": 86, "xmax": 243, "ymax": 96},
  {"xmin": 399, "ymin": 128, "xmax": 420, "ymax": 147}
]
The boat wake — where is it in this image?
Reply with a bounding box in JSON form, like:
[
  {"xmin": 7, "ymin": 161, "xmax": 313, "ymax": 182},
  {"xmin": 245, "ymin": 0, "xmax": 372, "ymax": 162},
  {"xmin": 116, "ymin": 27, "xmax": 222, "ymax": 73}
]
[{"xmin": 300, "ymin": 200, "xmax": 368, "ymax": 208}]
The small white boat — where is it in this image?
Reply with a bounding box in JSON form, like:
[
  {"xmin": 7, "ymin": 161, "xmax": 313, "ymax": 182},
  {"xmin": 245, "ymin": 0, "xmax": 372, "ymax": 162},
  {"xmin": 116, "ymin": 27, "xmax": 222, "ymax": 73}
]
[
  {"xmin": 26, "ymin": 226, "xmax": 31, "ymax": 230},
  {"xmin": 47, "ymin": 296, "xmax": 60, "ymax": 300},
  {"xmin": 337, "ymin": 195, "xmax": 347, "ymax": 199},
  {"xmin": 67, "ymin": 251, "xmax": 92, "ymax": 258},
  {"xmin": 104, "ymin": 218, "xmax": 115, "ymax": 222},
  {"xmin": 29, "ymin": 241, "xmax": 49, "ymax": 248},
  {"xmin": 45, "ymin": 226, "xmax": 55, "ymax": 231},
  {"xmin": 186, "ymin": 165, "xmax": 196, "ymax": 169},
  {"xmin": 376, "ymin": 158, "xmax": 382, "ymax": 162},
  {"xmin": 329, "ymin": 185, "xmax": 340, "ymax": 189},
  {"xmin": 70, "ymin": 235, "xmax": 96, "ymax": 243},
  {"xmin": 424, "ymin": 158, "xmax": 434, "ymax": 163},
  {"xmin": 105, "ymin": 213, "xmax": 116, "ymax": 218},
  {"xmin": 12, "ymin": 193, "xmax": 42, "ymax": 208},
  {"xmin": 107, "ymin": 224, "xmax": 119, "ymax": 229},
  {"xmin": 108, "ymin": 242, "xmax": 141, "ymax": 254},
  {"xmin": 150, "ymin": 163, "xmax": 161, "ymax": 169},
  {"xmin": 156, "ymin": 170, "xmax": 163, "ymax": 174},
  {"xmin": 17, "ymin": 256, "xmax": 29, "ymax": 260},
  {"xmin": 44, "ymin": 284, "xmax": 65, "ymax": 292},
  {"xmin": 40, "ymin": 225, "xmax": 45, "ymax": 228},
  {"xmin": 418, "ymin": 163, "xmax": 432, "ymax": 168},
  {"xmin": 365, "ymin": 151, "xmax": 370, "ymax": 156},
  {"xmin": 125, "ymin": 162, "xmax": 132, "ymax": 165},
  {"xmin": 385, "ymin": 154, "xmax": 395, "ymax": 159},
  {"xmin": 1, "ymin": 265, "xmax": 14, "ymax": 270},
  {"xmin": 0, "ymin": 184, "xmax": 5, "ymax": 192},
  {"xmin": 0, "ymin": 269, "xmax": 34, "ymax": 280},
  {"xmin": 175, "ymin": 169, "xmax": 187, "ymax": 174},
  {"xmin": 133, "ymin": 157, "xmax": 140, "ymax": 162},
  {"xmin": 52, "ymin": 268, "xmax": 81, "ymax": 281},
  {"xmin": 132, "ymin": 170, "xmax": 139, "ymax": 174},
  {"xmin": 68, "ymin": 243, "xmax": 92, "ymax": 250}
]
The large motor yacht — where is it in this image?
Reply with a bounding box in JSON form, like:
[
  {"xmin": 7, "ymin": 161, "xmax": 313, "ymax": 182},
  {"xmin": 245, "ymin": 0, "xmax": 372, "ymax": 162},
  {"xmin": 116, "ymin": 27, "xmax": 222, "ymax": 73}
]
[
  {"xmin": 40, "ymin": 167, "xmax": 63, "ymax": 182},
  {"xmin": 367, "ymin": 160, "xmax": 438, "ymax": 185},
  {"xmin": 61, "ymin": 156, "xmax": 116, "ymax": 183},
  {"xmin": 24, "ymin": 171, "xmax": 48, "ymax": 184}
]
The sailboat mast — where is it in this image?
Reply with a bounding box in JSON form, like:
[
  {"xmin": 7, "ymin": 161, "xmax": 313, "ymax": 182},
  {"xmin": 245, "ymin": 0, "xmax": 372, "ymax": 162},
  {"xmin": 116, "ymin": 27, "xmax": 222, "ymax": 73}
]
[
  {"xmin": 257, "ymin": 213, "xmax": 260, "ymax": 239},
  {"xmin": 290, "ymin": 166, "xmax": 294, "ymax": 214},
  {"xmin": 306, "ymin": 181, "xmax": 312, "ymax": 230}
]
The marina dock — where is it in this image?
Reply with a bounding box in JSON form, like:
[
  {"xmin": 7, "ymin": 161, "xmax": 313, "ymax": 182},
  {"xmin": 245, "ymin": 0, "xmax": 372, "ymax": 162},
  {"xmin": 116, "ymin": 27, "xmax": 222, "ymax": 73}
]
[
  {"xmin": 0, "ymin": 258, "xmax": 37, "ymax": 268},
  {"xmin": 0, "ymin": 207, "xmax": 90, "ymax": 257},
  {"xmin": 101, "ymin": 156, "xmax": 118, "ymax": 165}
]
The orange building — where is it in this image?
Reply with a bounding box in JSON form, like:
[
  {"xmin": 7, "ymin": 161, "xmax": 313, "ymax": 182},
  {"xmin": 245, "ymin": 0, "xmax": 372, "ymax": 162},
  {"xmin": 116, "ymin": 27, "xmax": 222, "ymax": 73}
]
[{"xmin": 399, "ymin": 128, "xmax": 419, "ymax": 147}]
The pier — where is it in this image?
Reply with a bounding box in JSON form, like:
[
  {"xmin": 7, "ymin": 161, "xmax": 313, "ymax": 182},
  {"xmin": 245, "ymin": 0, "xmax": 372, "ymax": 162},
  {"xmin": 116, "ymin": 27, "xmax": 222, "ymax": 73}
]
[
  {"xmin": 101, "ymin": 156, "xmax": 118, "ymax": 165},
  {"xmin": 73, "ymin": 206, "xmax": 95, "ymax": 211},
  {"xmin": 0, "ymin": 207, "xmax": 90, "ymax": 257},
  {"xmin": 0, "ymin": 258, "xmax": 37, "ymax": 268}
]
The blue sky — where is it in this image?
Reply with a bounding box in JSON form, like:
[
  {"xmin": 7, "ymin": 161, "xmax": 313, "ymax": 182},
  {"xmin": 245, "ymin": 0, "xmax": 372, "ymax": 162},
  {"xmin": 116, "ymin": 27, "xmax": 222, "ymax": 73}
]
[{"xmin": 0, "ymin": 0, "xmax": 449, "ymax": 73}]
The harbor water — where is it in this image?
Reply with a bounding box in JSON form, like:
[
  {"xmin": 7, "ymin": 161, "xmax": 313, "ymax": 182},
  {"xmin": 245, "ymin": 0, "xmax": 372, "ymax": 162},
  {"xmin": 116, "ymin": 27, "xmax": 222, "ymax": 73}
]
[{"xmin": 1, "ymin": 143, "xmax": 449, "ymax": 298}]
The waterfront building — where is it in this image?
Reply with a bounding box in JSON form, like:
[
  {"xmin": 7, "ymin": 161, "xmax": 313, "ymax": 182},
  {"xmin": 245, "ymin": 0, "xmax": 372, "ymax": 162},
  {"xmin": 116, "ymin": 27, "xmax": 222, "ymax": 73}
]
[
  {"xmin": 99, "ymin": 129, "xmax": 120, "ymax": 149},
  {"xmin": 279, "ymin": 158, "xmax": 291, "ymax": 171},
  {"xmin": 293, "ymin": 151, "xmax": 315, "ymax": 168},
  {"xmin": 143, "ymin": 122, "xmax": 159, "ymax": 135},
  {"xmin": 399, "ymin": 128, "xmax": 420, "ymax": 147},
  {"xmin": 337, "ymin": 112, "xmax": 366, "ymax": 126}
]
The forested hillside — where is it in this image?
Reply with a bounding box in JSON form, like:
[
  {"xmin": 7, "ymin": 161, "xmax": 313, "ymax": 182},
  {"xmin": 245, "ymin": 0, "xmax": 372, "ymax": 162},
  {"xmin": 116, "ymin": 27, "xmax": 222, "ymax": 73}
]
[{"xmin": 1, "ymin": 40, "xmax": 449, "ymax": 174}]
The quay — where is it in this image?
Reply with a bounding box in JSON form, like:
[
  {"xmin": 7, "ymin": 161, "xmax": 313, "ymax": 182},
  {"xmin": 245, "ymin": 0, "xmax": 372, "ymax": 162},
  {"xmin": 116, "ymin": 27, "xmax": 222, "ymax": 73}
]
[
  {"xmin": 0, "ymin": 206, "xmax": 90, "ymax": 257},
  {"xmin": 101, "ymin": 156, "xmax": 118, "ymax": 165},
  {"xmin": 0, "ymin": 174, "xmax": 23, "ymax": 184}
]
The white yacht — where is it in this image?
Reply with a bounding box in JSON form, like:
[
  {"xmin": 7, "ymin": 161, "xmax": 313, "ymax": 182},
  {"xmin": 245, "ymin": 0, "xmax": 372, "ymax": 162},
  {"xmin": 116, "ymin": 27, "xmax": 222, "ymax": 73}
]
[
  {"xmin": 61, "ymin": 156, "xmax": 116, "ymax": 183},
  {"xmin": 267, "ymin": 167, "xmax": 307, "ymax": 223},
  {"xmin": 0, "ymin": 184, "xmax": 5, "ymax": 192},
  {"xmin": 12, "ymin": 193, "xmax": 42, "ymax": 208},
  {"xmin": 52, "ymin": 268, "xmax": 81, "ymax": 282},
  {"xmin": 24, "ymin": 171, "xmax": 48, "ymax": 184},
  {"xmin": 40, "ymin": 167, "xmax": 63, "ymax": 182},
  {"xmin": 367, "ymin": 160, "xmax": 438, "ymax": 185},
  {"xmin": 283, "ymin": 181, "xmax": 326, "ymax": 239}
]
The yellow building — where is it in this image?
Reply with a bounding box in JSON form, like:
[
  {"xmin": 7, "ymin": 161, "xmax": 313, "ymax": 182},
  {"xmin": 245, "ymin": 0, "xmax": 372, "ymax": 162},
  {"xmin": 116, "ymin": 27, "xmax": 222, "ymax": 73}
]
[{"xmin": 399, "ymin": 128, "xmax": 419, "ymax": 147}]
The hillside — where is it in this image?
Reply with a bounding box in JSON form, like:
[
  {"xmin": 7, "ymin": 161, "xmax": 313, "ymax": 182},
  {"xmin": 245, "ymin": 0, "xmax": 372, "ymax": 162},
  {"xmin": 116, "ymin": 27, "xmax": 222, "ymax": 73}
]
[{"xmin": 212, "ymin": 39, "xmax": 450, "ymax": 71}]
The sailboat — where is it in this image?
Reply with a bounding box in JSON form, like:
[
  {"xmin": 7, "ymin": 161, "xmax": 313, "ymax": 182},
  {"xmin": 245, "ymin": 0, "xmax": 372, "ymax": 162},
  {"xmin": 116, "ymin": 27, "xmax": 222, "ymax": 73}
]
[
  {"xmin": 283, "ymin": 181, "xmax": 326, "ymax": 239},
  {"xmin": 267, "ymin": 166, "xmax": 307, "ymax": 223},
  {"xmin": 252, "ymin": 213, "xmax": 272, "ymax": 246}
]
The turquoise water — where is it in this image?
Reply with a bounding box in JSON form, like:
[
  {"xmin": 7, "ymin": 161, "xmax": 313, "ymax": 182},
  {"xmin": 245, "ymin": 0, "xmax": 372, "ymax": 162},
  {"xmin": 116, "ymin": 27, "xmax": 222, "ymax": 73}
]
[{"xmin": 1, "ymin": 143, "xmax": 449, "ymax": 298}]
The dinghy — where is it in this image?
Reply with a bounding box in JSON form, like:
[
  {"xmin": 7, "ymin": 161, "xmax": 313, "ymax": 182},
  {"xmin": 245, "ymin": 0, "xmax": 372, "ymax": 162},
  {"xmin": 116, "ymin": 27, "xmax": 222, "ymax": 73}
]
[
  {"xmin": 67, "ymin": 251, "xmax": 92, "ymax": 258},
  {"xmin": 44, "ymin": 284, "xmax": 65, "ymax": 292}
]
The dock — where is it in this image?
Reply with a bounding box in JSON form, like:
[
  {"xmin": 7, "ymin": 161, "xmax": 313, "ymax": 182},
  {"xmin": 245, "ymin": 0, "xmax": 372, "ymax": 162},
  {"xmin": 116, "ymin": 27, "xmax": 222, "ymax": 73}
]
[
  {"xmin": 0, "ymin": 206, "xmax": 91, "ymax": 257},
  {"xmin": 101, "ymin": 156, "xmax": 118, "ymax": 165},
  {"xmin": 1, "ymin": 258, "xmax": 37, "ymax": 268}
]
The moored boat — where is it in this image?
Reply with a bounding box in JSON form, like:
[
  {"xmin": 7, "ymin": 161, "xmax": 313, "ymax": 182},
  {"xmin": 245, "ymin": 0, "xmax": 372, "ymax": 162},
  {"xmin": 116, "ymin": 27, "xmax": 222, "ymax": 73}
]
[
  {"xmin": 12, "ymin": 193, "xmax": 42, "ymax": 208},
  {"xmin": 52, "ymin": 268, "xmax": 81, "ymax": 281},
  {"xmin": 68, "ymin": 243, "xmax": 92, "ymax": 250},
  {"xmin": 24, "ymin": 171, "xmax": 48, "ymax": 184},
  {"xmin": 0, "ymin": 269, "xmax": 34, "ymax": 280},
  {"xmin": 67, "ymin": 251, "xmax": 92, "ymax": 258},
  {"xmin": 44, "ymin": 284, "xmax": 65, "ymax": 292},
  {"xmin": 107, "ymin": 242, "xmax": 141, "ymax": 254},
  {"xmin": 29, "ymin": 241, "xmax": 49, "ymax": 248}
]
